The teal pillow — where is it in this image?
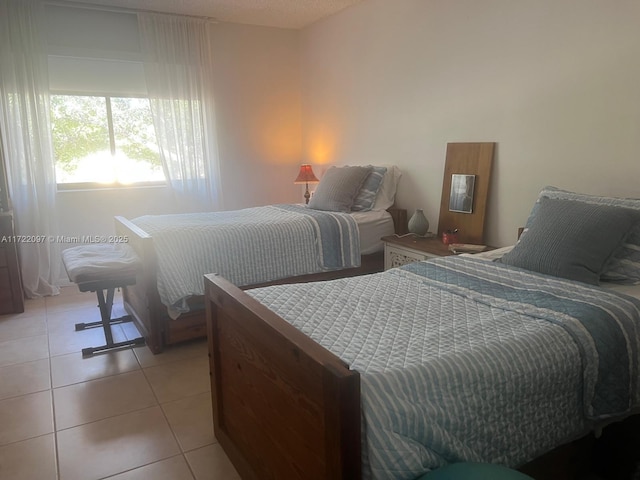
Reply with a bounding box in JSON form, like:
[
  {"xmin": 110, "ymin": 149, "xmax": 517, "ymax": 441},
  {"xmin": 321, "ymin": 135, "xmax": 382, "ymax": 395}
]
[
  {"xmin": 419, "ymin": 462, "xmax": 534, "ymax": 480},
  {"xmin": 500, "ymin": 197, "xmax": 640, "ymax": 285},
  {"xmin": 351, "ymin": 165, "xmax": 387, "ymax": 211}
]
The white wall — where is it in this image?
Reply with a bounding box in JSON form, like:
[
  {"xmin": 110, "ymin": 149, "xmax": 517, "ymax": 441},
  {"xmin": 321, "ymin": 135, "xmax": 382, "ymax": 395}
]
[
  {"xmin": 300, "ymin": 0, "xmax": 640, "ymax": 246},
  {"xmin": 211, "ymin": 23, "xmax": 302, "ymax": 210}
]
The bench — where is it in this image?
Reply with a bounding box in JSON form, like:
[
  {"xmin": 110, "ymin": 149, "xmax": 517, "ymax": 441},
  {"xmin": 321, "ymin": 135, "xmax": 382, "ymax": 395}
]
[{"xmin": 61, "ymin": 243, "xmax": 145, "ymax": 357}]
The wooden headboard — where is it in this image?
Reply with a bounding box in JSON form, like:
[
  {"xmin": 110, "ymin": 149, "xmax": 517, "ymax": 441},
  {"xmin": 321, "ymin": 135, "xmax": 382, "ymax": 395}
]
[{"xmin": 437, "ymin": 142, "xmax": 495, "ymax": 244}]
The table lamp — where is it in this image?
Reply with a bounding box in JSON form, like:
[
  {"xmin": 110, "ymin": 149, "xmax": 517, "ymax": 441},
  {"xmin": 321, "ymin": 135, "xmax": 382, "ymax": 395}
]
[{"xmin": 294, "ymin": 164, "xmax": 319, "ymax": 204}]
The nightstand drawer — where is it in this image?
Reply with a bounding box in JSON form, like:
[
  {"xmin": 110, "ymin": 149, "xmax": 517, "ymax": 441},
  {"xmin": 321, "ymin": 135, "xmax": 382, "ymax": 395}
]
[{"xmin": 384, "ymin": 243, "xmax": 440, "ymax": 269}]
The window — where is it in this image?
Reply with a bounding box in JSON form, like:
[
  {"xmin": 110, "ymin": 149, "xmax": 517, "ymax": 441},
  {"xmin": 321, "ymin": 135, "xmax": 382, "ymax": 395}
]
[{"xmin": 50, "ymin": 94, "xmax": 165, "ymax": 188}]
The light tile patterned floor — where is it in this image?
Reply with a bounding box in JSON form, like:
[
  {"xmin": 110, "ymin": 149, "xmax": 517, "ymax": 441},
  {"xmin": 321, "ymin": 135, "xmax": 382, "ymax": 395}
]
[{"xmin": 0, "ymin": 287, "xmax": 240, "ymax": 480}]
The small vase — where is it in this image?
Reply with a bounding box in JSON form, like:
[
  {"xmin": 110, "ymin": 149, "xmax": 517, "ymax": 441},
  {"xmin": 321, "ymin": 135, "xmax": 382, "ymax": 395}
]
[{"xmin": 408, "ymin": 209, "xmax": 429, "ymax": 236}]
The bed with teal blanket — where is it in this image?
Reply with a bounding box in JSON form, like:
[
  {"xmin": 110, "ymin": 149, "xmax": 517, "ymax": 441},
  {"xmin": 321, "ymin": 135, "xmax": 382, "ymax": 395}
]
[
  {"xmin": 205, "ymin": 252, "xmax": 640, "ymax": 479},
  {"xmin": 205, "ymin": 187, "xmax": 640, "ymax": 479}
]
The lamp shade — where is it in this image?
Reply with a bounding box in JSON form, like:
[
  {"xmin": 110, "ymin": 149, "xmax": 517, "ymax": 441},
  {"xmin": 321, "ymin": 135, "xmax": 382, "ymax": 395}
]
[{"xmin": 294, "ymin": 164, "xmax": 319, "ymax": 184}]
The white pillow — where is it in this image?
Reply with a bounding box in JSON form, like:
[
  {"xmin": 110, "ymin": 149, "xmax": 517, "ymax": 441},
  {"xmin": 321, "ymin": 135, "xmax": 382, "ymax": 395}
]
[{"xmin": 372, "ymin": 165, "xmax": 402, "ymax": 211}]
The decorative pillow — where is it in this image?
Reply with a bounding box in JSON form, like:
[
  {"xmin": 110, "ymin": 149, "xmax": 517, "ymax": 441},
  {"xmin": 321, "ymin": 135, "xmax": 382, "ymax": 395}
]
[
  {"xmin": 524, "ymin": 186, "xmax": 640, "ymax": 283},
  {"xmin": 372, "ymin": 165, "xmax": 402, "ymax": 211},
  {"xmin": 351, "ymin": 166, "xmax": 387, "ymax": 212},
  {"xmin": 606, "ymin": 228, "xmax": 640, "ymax": 283},
  {"xmin": 499, "ymin": 197, "xmax": 640, "ymax": 285},
  {"xmin": 308, "ymin": 165, "xmax": 372, "ymax": 212}
]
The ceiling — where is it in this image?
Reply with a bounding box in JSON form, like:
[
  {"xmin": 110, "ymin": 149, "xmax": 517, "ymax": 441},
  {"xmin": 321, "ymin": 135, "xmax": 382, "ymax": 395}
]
[{"xmin": 66, "ymin": 0, "xmax": 364, "ymax": 29}]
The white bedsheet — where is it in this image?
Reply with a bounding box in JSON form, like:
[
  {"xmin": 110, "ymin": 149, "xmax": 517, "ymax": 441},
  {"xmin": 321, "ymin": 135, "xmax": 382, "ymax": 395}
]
[
  {"xmin": 352, "ymin": 209, "xmax": 395, "ymax": 254},
  {"xmin": 602, "ymin": 282, "xmax": 640, "ymax": 300}
]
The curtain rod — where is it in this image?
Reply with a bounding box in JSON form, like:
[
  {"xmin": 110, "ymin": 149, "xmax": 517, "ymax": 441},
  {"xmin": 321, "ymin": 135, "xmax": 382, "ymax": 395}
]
[{"xmin": 44, "ymin": 0, "xmax": 219, "ymax": 23}]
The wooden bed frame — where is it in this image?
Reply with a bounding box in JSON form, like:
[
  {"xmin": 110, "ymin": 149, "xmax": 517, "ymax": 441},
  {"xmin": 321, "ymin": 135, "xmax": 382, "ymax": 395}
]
[
  {"xmin": 204, "ymin": 272, "xmax": 640, "ymax": 480},
  {"xmin": 114, "ymin": 208, "xmax": 407, "ymax": 354},
  {"xmin": 205, "ymin": 273, "xmax": 361, "ymax": 480}
]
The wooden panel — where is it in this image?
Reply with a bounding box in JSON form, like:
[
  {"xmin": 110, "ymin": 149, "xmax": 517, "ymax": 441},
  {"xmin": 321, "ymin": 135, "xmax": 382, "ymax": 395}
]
[
  {"xmin": 437, "ymin": 142, "xmax": 495, "ymax": 244},
  {"xmin": 218, "ymin": 314, "xmax": 325, "ymax": 478},
  {"xmin": 0, "ymin": 213, "xmax": 24, "ymax": 314},
  {"xmin": 0, "ymin": 269, "xmax": 13, "ymax": 310},
  {"xmin": 0, "ymin": 130, "xmax": 9, "ymax": 213},
  {"xmin": 164, "ymin": 312, "xmax": 207, "ymax": 345},
  {"xmin": 387, "ymin": 207, "xmax": 408, "ymax": 235},
  {"xmin": 0, "ymin": 247, "xmax": 7, "ymax": 268},
  {"xmin": 206, "ymin": 274, "xmax": 361, "ymax": 480}
]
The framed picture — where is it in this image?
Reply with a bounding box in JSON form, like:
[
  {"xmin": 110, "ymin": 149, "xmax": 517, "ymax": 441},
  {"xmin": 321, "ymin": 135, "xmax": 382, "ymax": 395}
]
[{"xmin": 449, "ymin": 174, "xmax": 475, "ymax": 214}]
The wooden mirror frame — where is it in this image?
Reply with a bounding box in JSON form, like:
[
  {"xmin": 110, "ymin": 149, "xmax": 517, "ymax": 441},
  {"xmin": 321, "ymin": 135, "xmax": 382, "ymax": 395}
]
[{"xmin": 437, "ymin": 142, "xmax": 495, "ymax": 244}]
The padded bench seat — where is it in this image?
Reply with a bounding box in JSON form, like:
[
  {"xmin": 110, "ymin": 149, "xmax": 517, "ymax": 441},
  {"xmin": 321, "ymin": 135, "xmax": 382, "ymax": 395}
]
[
  {"xmin": 62, "ymin": 244, "xmax": 144, "ymax": 356},
  {"xmin": 62, "ymin": 243, "xmax": 141, "ymax": 288}
]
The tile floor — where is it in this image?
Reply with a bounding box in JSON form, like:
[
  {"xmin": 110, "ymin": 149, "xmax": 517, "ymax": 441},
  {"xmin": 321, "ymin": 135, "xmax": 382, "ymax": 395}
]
[{"xmin": 0, "ymin": 286, "xmax": 240, "ymax": 480}]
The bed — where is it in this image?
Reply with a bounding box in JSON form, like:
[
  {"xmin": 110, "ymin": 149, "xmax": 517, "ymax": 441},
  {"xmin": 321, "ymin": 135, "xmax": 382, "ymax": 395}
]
[
  {"xmin": 114, "ymin": 165, "xmax": 406, "ymax": 353},
  {"xmin": 204, "ymin": 186, "xmax": 640, "ymax": 480}
]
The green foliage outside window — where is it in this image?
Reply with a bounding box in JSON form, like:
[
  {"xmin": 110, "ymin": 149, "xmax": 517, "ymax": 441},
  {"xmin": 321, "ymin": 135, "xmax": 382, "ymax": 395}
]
[
  {"xmin": 50, "ymin": 94, "xmax": 164, "ymax": 185},
  {"xmin": 110, "ymin": 97, "xmax": 162, "ymax": 167},
  {"xmin": 50, "ymin": 95, "xmax": 109, "ymax": 174}
]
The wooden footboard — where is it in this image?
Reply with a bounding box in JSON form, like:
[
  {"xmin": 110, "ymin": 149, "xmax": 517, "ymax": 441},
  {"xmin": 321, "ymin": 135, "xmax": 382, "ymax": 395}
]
[
  {"xmin": 205, "ymin": 273, "xmax": 361, "ymax": 480},
  {"xmin": 114, "ymin": 216, "xmax": 166, "ymax": 353}
]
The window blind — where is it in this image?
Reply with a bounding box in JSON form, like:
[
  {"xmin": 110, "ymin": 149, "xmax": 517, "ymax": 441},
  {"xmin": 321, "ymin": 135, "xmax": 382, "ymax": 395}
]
[{"xmin": 45, "ymin": 4, "xmax": 147, "ymax": 96}]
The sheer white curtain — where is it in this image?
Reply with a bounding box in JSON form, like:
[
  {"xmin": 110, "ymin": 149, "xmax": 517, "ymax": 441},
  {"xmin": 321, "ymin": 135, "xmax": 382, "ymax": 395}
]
[
  {"xmin": 137, "ymin": 12, "xmax": 221, "ymax": 212},
  {"xmin": 0, "ymin": 0, "xmax": 60, "ymax": 297}
]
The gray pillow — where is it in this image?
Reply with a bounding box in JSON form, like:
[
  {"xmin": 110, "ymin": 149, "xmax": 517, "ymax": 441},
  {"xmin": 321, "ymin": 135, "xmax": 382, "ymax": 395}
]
[
  {"xmin": 525, "ymin": 186, "xmax": 640, "ymax": 284},
  {"xmin": 308, "ymin": 166, "xmax": 372, "ymax": 212},
  {"xmin": 499, "ymin": 197, "xmax": 640, "ymax": 285}
]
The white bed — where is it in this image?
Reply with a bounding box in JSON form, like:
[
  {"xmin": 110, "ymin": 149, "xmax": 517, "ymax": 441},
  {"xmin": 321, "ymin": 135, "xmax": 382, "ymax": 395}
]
[{"xmin": 114, "ymin": 164, "xmax": 404, "ymax": 353}]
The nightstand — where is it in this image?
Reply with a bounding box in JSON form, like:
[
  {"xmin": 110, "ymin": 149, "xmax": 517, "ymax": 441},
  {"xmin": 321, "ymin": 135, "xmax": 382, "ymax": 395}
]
[
  {"xmin": 0, "ymin": 212, "xmax": 24, "ymax": 314},
  {"xmin": 382, "ymin": 234, "xmax": 453, "ymax": 270}
]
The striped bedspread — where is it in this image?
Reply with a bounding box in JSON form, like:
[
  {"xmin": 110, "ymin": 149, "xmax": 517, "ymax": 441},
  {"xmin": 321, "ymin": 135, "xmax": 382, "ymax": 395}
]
[
  {"xmin": 248, "ymin": 256, "xmax": 640, "ymax": 480},
  {"xmin": 132, "ymin": 205, "xmax": 359, "ymax": 310}
]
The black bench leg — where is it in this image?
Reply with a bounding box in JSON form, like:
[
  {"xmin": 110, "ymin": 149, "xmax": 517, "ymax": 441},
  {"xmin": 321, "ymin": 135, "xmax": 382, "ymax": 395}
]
[{"xmin": 74, "ymin": 287, "xmax": 145, "ymax": 357}]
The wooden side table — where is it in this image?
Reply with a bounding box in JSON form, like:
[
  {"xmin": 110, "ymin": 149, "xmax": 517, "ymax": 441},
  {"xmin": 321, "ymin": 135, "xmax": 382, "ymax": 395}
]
[
  {"xmin": 0, "ymin": 212, "xmax": 25, "ymax": 314},
  {"xmin": 382, "ymin": 234, "xmax": 454, "ymax": 270}
]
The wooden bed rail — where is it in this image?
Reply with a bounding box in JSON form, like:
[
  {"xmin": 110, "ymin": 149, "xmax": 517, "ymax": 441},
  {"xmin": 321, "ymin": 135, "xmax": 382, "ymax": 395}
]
[{"xmin": 205, "ymin": 273, "xmax": 361, "ymax": 480}]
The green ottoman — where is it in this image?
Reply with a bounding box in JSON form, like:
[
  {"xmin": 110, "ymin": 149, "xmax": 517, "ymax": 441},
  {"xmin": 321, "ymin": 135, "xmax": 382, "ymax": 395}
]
[{"xmin": 418, "ymin": 462, "xmax": 534, "ymax": 480}]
